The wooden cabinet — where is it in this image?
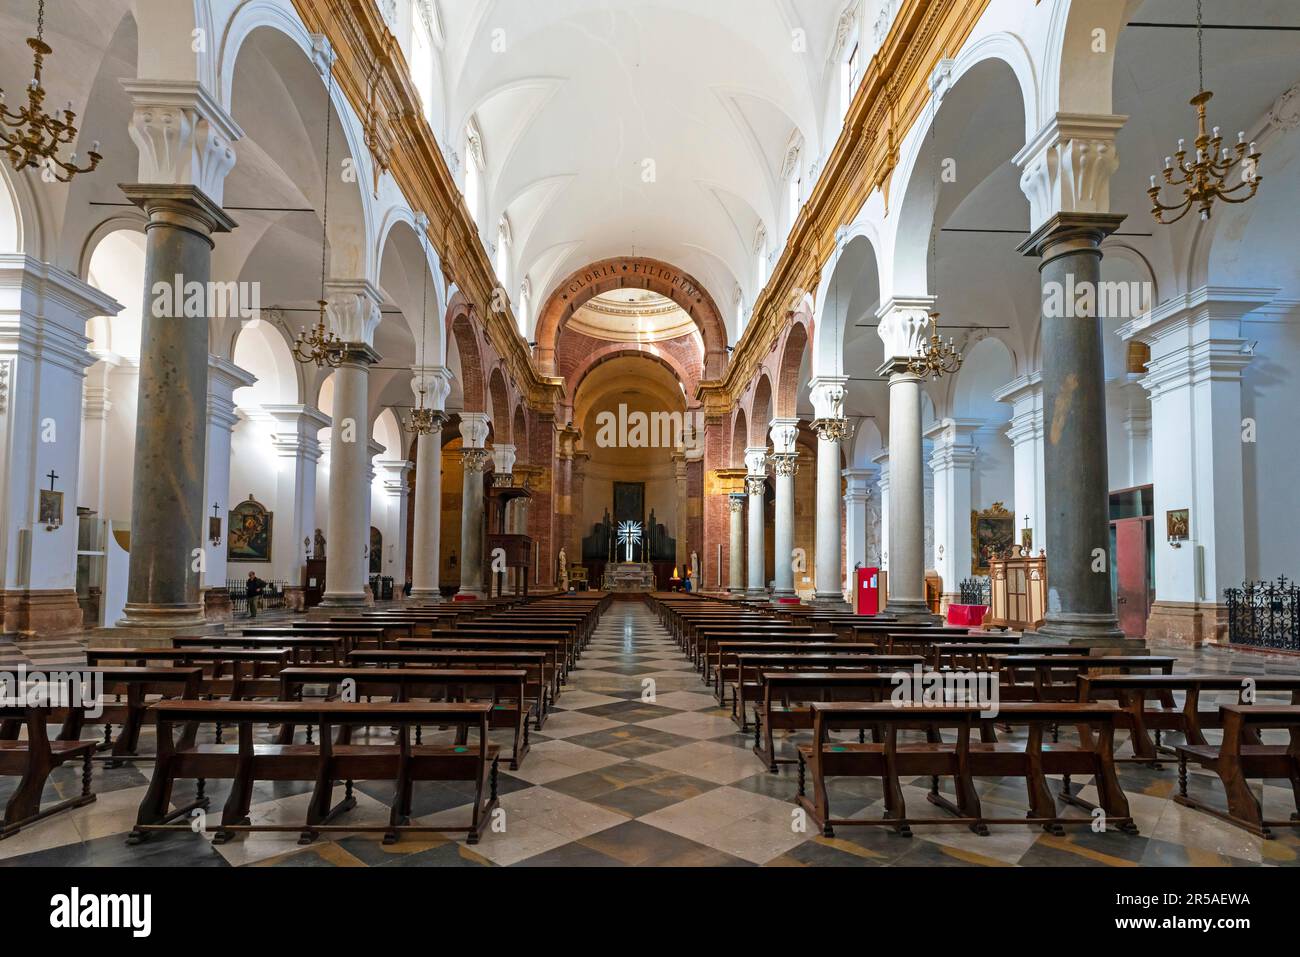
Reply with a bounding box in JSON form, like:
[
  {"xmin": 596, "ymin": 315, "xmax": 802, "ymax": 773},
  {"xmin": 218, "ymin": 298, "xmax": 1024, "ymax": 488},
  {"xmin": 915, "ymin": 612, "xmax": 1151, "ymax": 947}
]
[{"xmin": 986, "ymin": 547, "xmax": 1047, "ymax": 631}]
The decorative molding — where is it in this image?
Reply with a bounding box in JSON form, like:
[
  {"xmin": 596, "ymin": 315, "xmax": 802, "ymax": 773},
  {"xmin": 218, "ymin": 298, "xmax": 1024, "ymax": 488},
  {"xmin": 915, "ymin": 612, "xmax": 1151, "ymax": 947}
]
[
  {"xmin": 876, "ymin": 296, "xmax": 935, "ymax": 364},
  {"xmin": 1014, "ymin": 113, "xmax": 1127, "ymax": 231},
  {"xmin": 324, "ymin": 280, "xmax": 383, "ymax": 346},
  {"xmin": 120, "ymin": 80, "xmax": 242, "ymax": 207},
  {"xmin": 1267, "ymin": 83, "xmax": 1300, "ymax": 132}
]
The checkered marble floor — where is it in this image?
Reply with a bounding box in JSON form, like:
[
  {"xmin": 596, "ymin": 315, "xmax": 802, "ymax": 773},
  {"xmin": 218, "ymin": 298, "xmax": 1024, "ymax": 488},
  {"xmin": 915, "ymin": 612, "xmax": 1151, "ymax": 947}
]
[{"xmin": 3, "ymin": 602, "xmax": 1300, "ymax": 867}]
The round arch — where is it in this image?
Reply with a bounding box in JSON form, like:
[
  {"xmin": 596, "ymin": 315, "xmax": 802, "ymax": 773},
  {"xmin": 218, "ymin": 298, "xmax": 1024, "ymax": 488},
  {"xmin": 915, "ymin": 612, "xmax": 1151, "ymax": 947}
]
[
  {"xmin": 447, "ymin": 295, "xmax": 486, "ymax": 414},
  {"xmin": 749, "ymin": 374, "xmax": 773, "ymax": 448},
  {"xmin": 534, "ymin": 256, "xmax": 729, "ymax": 376},
  {"xmin": 774, "ymin": 320, "xmax": 810, "ymax": 419}
]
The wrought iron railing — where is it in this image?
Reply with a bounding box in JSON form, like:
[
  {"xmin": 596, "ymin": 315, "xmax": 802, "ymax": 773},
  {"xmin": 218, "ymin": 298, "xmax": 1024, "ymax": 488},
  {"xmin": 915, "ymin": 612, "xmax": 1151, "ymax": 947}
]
[
  {"xmin": 1225, "ymin": 576, "xmax": 1299, "ymax": 651},
  {"xmin": 959, "ymin": 577, "xmax": 991, "ymax": 606},
  {"xmin": 226, "ymin": 578, "xmax": 290, "ymax": 615}
]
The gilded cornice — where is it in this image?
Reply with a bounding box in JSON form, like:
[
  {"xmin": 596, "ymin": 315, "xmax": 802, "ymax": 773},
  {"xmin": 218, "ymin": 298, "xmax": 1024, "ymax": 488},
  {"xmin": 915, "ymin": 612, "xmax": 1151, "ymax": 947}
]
[
  {"xmin": 702, "ymin": 0, "xmax": 990, "ymax": 410},
  {"xmin": 289, "ymin": 0, "xmax": 564, "ymax": 414}
]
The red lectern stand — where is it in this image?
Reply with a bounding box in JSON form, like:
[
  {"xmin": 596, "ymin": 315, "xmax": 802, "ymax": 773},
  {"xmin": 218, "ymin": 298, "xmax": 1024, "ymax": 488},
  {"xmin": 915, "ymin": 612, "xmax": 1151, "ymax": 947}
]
[{"xmin": 855, "ymin": 567, "xmax": 880, "ymax": 616}]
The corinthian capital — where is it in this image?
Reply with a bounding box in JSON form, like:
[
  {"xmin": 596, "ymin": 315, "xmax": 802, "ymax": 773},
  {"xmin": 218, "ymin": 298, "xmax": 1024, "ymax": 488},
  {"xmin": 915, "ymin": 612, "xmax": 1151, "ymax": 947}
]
[
  {"xmin": 462, "ymin": 448, "xmax": 492, "ymax": 473},
  {"xmin": 727, "ymin": 493, "xmax": 746, "ymax": 514},
  {"xmin": 121, "ymin": 80, "xmax": 241, "ymax": 208},
  {"xmin": 325, "ymin": 280, "xmax": 383, "ymax": 346},
  {"xmin": 745, "ymin": 475, "xmax": 767, "ymax": 496},
  {"xmin": 876, "ymin": 296, "xmax": 935, "ymax": 366}
]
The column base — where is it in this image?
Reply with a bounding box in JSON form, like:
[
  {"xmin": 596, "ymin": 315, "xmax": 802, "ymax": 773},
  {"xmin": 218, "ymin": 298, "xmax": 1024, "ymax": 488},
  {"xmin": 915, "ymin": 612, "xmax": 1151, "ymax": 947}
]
[
  {"xmin": 88, "ymin": 620, "xmax": 225, "ymax": 648},
  {"xmin": 409, "ymin": 588, "xmax": 442, "ymax": 602},
  {"xmin": 1145, "ymin": 600, "xmax": 1227, "ymax": 649},
  {"xmin": 318, "ymin": 593, "xmax": 369, "ymax": 609},
  {"xmin": 882, "ymin": 598, "xmax": 940, "ymax": 624},
  {"xmin": 745, "ymin": 588, "xmax": 769, "ymax": 599},
  {"xmin": 811, "ymin": 591, "xmax": 851, "ymax": 611},
  {"xmin": 283, "ymin": 586, "xmax": 306, "ymax": 614},
  {"xmin": 1, "ymin": 589, "xmax": 86, "ymax": 637},
  {"xmin": 1034, "ymin": 611, "xmax": 1142, "ymax": 650},
  {"xmin": 118, "ymin": 601, "xmax": 207, "ymax": 630},
  {"xmin": 770, "ymin": 588, "xmax": 797, "ymax": 603}
]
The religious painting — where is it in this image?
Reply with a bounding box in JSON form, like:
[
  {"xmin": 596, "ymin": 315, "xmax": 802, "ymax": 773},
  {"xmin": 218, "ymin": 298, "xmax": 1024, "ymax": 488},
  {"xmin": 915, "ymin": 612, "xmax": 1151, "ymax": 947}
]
[
  {"xmin": 38, "ymin": 488, "xmax": 63, "ymax": 529},
  {"xmin": 208, "ymin": 516, "xmax": 223, "ymax": 545},
  {"xmin": 1166, "ymin": 508, "xmax": 1190, "ymax": 542},
  {"xmin": 227, "ymin": 495, "xmax": 272, "ymax": 562},
  {"xmin": 971, "ymin": 502, "xmax": 1014, "ymax": 575},
  {"xmin": 369, "ymin": 527, "xmax": 383, "ymax": 574}
]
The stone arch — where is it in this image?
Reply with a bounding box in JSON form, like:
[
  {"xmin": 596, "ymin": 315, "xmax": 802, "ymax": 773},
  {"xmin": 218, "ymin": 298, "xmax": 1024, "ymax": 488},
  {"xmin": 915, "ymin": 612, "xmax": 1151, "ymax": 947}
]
[
  {"xmin": 730, "ymin": 408, "xmax": 748, "ymax": 469},
  {"xmin": 534, "ymin": 256, "xmax": 729, "ymax": 377},
  {"xmin": 513, "ymin": 404, "xmax": 529, "ymax": 463},
  {"xmin": 488, "ymin": 367, "xmax": 511, "ymax": 443},
  {"xmin": 232, "ymin": 321, "xmax": 301, "ymax": 406},
  {"xmin": 775, "ymin": 320, "xmax": 810, "ymax": 418},
  {"xmin": 447, "ymin": 295, "xmax": 486, "ymax": 414},
  {"xmin": 749, "ymin": 375, "xmax": 773, "ymax": 448},
  {"xmin": 566, "ymin": 344, "xmax": 695, "ymax": 411},
  {"xmin": 1041, "ymin": 0, "xmax": 1140, "ymax": 119},
  {"xmin": 376, "ymin": 207, "xmax": 446, "ymax": 367},
  {"xmin": 811, "ymin": 230, "xmax": 882, "ymax": 380}
]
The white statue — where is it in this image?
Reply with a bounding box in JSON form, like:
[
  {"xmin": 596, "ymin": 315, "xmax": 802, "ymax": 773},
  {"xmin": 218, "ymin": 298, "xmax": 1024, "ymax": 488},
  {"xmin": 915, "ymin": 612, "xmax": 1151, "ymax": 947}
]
[
  {"xmin": 558, "ymin": 548, "xmax": 569, "ymax": 591},
  {"xmin": 690, "ymin": 550, "xmax": 699, "ymax": 580}
]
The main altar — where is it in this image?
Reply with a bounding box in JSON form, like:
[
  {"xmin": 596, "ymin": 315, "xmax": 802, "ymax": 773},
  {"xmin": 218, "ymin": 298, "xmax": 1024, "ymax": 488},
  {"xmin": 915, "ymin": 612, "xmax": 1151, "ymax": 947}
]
[{"xmin": 602, "ymin": 562, "xmax": 656, "ymax": 592}]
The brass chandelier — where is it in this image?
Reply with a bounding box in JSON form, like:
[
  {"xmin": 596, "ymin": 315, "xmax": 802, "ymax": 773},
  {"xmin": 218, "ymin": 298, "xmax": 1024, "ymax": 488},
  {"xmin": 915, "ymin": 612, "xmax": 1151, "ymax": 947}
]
[
  {"xmin": 906, "ymin": 312, "xmax": 962, "ymax": 380},
  {"xmin": 1148, "ymin": 1, "xmax": 1262, "ymax": 224},
  {"xmin": 292, "ymin": 66, "xmax": 345, "ymax": 368},
  {"xmin": 0, "ymin": 1, "xmax": 102, "ymax": 181}
]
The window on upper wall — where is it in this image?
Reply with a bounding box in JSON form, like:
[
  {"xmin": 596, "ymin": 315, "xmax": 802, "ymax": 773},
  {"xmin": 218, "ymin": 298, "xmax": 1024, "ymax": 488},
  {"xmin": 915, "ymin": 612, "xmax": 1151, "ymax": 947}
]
[
  {"xmin": 840, "ymin": 41, "xmax": 860, "ymax": 121},
  {"xmin": 409, "ymin": 5, "xmax": 434, "ymax": 120}
]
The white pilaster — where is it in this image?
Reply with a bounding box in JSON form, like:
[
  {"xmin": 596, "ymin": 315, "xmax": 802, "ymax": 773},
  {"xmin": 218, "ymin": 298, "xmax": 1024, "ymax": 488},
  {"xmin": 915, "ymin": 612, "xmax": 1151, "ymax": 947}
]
[
  {"xmin": 202, "ymin": 356, "xmax": 256, "ymax": 599},
  {"xmin": 994, "ymin": 373, "xmax": 1046, "ymax": 553},
  {"xmin": 263, "ymin": 404, "xmax": 330, "ymax": 587},
  {"xmin": 927, "ymin": 418, "xmax": 980, "ymax": 607}
]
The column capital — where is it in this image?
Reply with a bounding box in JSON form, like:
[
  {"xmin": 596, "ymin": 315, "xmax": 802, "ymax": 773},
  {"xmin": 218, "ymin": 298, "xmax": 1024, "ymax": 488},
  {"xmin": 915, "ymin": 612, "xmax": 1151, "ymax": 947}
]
[
  {"xmin": 411, "ymin": 365, "xmax": 453, "ymax": 409},
  {"xmin": 378, "ymin": 458, "xmax": 415, "ymax": 496},
  {"xmin": 121, "ymin": 79, "xmax": 242, "ymax": 209},
  {"xmin": 808, "ymin": 376, "xmax": 849, "ymax": 419},
  {"xmin": 555, "ymin": 422, "xmax": 581, "ymax": 459},
  {"xmin": 727, "ymin": 492, "xmax": 747, "ymax": 513},
  {"xmin": 459, "ymin": 411, "xmax": 491, "ymax": 449},
  {"xmin": 875, "ymin": 296, "xmax": 936, "ymax": 366},
  {"xmin": 207, "ymin": 355, "xmax": 256, "ymax": 432},
  {"xmin": 492, "ymin": 443, "xmax": 517, "ymax": 478},
  {"xmin": 842, "ymin": 466, "xmax": 877, "ymax": 501},
  {"xmin": 744, "ymin": 446, "xmax": 769, "ymax": 476},
  {"xmin": 325, "ymin": 279, "xmax": 383, "ymax": 347},
  {"xmin": 769, "ymin": 416, "xmax": 800, "ymax": 454},
  {"xmin": 744, "ymin": 474, "xmax": 767, "ymax": 496},
  {"xmin": 1014, "ymin": 112, "xmax": 1127, "ymax": 232}
]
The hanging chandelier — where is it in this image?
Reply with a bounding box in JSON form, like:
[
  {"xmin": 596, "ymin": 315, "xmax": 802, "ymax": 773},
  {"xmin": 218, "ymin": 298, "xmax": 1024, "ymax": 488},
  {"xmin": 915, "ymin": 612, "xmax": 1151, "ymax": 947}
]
[
  {"xmin": 906, "ymin": 312, "xmax": 962, "ymax": 380},
  {"xmin": 292, "ymin": 66, "xmax": 345, "ymax": 368},
  {"xmin": 405, "ymin": 223, "xmax": 440, "ymax": 435},
  {"xmin": 1148, "ymin": 0, "xmax": 1261, "ymax": 225},
  {"xmin": 0, "ymin": 1, "xmax": 102, "ymax": 181}
]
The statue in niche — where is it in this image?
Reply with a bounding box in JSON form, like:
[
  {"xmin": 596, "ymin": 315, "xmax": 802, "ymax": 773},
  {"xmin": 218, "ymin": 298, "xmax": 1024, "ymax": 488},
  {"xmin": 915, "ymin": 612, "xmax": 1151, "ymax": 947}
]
[
  {"xmin": 313, "ymin": 528, "xmax": 326, "ymax": 560},
  {"xmin": 691, "ymin": 550, "xmax": 699, "ymax": 581},
  {"xmin": 558, "ymin": 548, "xmax": 569, "ymax": 591}
]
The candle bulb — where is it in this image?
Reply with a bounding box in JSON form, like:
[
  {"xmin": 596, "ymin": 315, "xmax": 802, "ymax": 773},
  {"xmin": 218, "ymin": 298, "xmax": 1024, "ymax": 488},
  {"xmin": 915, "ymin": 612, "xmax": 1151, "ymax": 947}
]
[
  {"xmin": 1238, "ymin": 131, "xmax": 1246, "ymax": 144},
  {"xmin": 1212, "ymin": 126, "xmax": 1220, "ymax": 139},
  {"xmin": 1178, "ymin": 138, "xmax": 1186, "ymax": 152},
  {"xmin": 1249, "ymin": 142, "xmax": 1258, "ymax": 155},
  {"xmin": 90, "ymin": 141, "xmax": 100, "ymax": 154},
  {"xmin": 1149, "ymin": 175, "xmax": 1157, "ymax": 188},
  {"xmin": 1164, "ymin": 156, "xmax": 1173, "ymax": 170}
]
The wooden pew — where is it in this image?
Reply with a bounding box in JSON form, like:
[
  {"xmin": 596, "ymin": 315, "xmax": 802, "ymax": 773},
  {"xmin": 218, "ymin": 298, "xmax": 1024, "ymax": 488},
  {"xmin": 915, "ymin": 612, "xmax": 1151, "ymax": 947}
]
[
  {"xmin": 348, "ymin": 648, "xmax": 551, "ymax": 728},
  {"xmin": 795, "ymin": 701, "xmax": 1134, "ymax": 837},
  {"xmin": 393, "ymin": 637, "xmax": 562, "ymax": 704},
  {"xmin": 752, "ymin": 671, "xmax": 896, "ymax": 771},
  {"xmin": 0, "ymin": 702, "xmax": 98, "ymax": 839},
  {"xmin": 129, "ymin": 700, "xmax": 499, "ymax": 845},
  {"xmin": 86, "ymin": 648, "xmax": 293, "ymax": 700},
  {"xmin": 278, "ymin": 667, "xmax": 529, "ymax": 769},
  {"xmin": 1174, "ymin": 704, "xmax": 1300, "ymax": 838},
  {"xmin": 429, "ymin": 625, "xmax": 576, "ymax": 676},
  {"xmin": 731, "ymin": 652, "xmax": 924, "ymax": 730},
  {"xmin": 1000, "ymin": 654, "xmax": 1176, "ymax": 702},
  {"xmin": 1078, "ymin": 673, "xmax": 1300, "ymax": 762},
  {"xmin": 63, "ymin": 667, "xmax": 203, "ymax": 763},
  {"xmin": 174, "ymin": 634, "xmax": 345, "ymax": 665},
  {"xmin": 713, "ymin": 640, "xmax": 866, "ymax": 704},
  {"xmin": 927, "ymin": 642, "xmax": 1073, "ymax": 670}
]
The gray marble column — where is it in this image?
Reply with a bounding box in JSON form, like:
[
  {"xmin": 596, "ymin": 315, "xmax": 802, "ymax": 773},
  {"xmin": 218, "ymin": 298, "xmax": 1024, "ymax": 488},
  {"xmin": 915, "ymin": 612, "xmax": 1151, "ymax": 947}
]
[
  {"xmin": 119, "ymin": 186, "xmax": 236, "ymax": 627},
  {"xmin": 458, "ymin": 413, "xmax": 491, "ymax": 598},
  {"xmin": 770, "ymin": 453, "xmax": 798, "ymax": 600},
  {"xmin": 744, "ymin": 448, "xmax": 768, "ymax": 597},
  {"xmin": 727, "ymin": 493, "xmax": 746, "ymax": 594},
  {"xmin": 1019, "ymin": 213, "xmax": 1127, "ymax": 643},
  {"xmin": 321, "ymin": 345, "xmax": 380, "ymax": 607}
]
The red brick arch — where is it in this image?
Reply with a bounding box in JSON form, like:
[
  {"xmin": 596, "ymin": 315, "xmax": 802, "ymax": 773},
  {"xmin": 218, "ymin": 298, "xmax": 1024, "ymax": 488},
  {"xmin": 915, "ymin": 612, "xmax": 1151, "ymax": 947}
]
[
  {"xmin": 447, "ymin": 295, "xmax": 485, "ymax": 414},
  {"xmin": 535, "ymin": 256, "xmax": 729, "ymax": 379},
  {"xmin": 775, "ymin": 320, "xmax": 810, "ymax": 419}
]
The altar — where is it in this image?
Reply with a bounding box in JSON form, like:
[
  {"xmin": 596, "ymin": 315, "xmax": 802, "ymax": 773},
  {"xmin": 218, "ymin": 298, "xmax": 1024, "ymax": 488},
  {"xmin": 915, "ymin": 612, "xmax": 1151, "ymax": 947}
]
[{"xmin": 603, "ymin": 562, "xmax": 656, "ymax": 593}]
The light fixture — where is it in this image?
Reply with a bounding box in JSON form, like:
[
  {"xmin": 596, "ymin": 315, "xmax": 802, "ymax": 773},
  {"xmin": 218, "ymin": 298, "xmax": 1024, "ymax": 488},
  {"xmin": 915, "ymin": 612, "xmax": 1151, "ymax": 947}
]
[
  {"xmin": 406, "ymin": 221, "xmax": 440, "ymax": 435},
  {"xmin": 906, "ymin": 312, "xmax": 963, "ymax": 380},
  {"xmin": 0, "ymin": 1, "xmax": 102, "ymax": 181},
  {"xmin": 1148, "ymin": 0, "xmax": 1261, "ymax": 224},
  {"xmin": 292, "ymin": 65, "xmax": 345, "ymax": 368}
]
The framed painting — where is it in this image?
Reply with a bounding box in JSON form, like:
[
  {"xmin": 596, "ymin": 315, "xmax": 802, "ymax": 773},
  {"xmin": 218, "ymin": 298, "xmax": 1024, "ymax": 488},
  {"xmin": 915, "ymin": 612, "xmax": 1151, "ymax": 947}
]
[
  {"xmin": 1166, "ymin": 508, "xmax": 1190, "ymax": 542},
  {"xmin": 227, "ymin": 495, "xmax": 272, "ymax": 562},
  {"xmin": 39, "ymin": 488, "xmax": 63, "ymax": 529},
  {"xmin": 971, "ymin": 502, "xmax": 1014, "ymax": 575},
  {"xmin": 369, "ymin": 526, "xmax": 383, "ymax": 574}
]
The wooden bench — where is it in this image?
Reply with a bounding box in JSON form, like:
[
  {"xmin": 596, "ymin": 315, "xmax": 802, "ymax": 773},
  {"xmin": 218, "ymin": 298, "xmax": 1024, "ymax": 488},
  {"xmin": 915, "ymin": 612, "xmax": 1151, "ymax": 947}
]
[
  {"xmin": 184, "ymin": 633, "xmax": 345, "ymax": 663},
  {"xmin": 795, "ymin": 701, "xmax": 1133, "ymax": 838},
  {"xmin": 1000, "ymin": 654, "xmax": 1176, "ymax": 702},
  {"xmin": 349, "ymin": 648, "xmax": 552, "ymax": 728},
  {"xmin": 0, "ymin": 703, "xmax": 98, "ymax": 839},
  {"xmin": 128, "ymin": 700, "xmax": 499, "ymax": 845},
  {"xmin": 1078, "ymin": 673, "xmax": 1300, "ymax": 762},
  {"xmin": 731, "ymin": 652, "xmax": 924, "ymax": 730},
  {"xmin": 87, "ymin": 647, "xmax": 293, "ymax": 700},
  {"xmin": 57, "ymin": 667, "xmax": 203, "ymax": 763},
  {"xmin": 278, "ymin": 666, "xmax": 530, "ymax": 769},
  {"xmin": 1174, "ymin": 703, "xmax": 1300, "ymax": 838},
  {"xmin": 712, "ymin": 640, "xmax": 863, "ymax": 703},
  {"xmin": 752, "ymin": 671, "xmax": 896, "ymax": 771}
]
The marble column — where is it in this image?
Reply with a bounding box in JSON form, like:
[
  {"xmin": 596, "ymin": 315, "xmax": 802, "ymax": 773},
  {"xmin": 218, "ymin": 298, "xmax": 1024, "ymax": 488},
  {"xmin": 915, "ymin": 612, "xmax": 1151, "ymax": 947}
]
[
  {"xmin": 876, "ymin": 299, "xmax": 935, "ymax": 621},
  {"xmin": 119, "ymin": 188, "xmax": 237, "ymax": 627},
  {"xmin": 1016, "ymin": 214, "xmax": 1126, "ymax": 642},
  {"xmin": 457, "ymin": 413, "xmax": 491, "ymax": 598},
  {"xmin": 873, "ymin": 451, "xmax": 890, "ymax": 577},
  {"xmin": 809, "ymin": 377, "xmax": 850, "ymax": 607},
  {"xmin": 727, "ymin": 493, "xmax": 746, "ymax": 594},
  {"xmin": 1015, "ymin": 114, "xmax": 1129, "ymax": 644},
  {"xmin": 843, "ymin": 466, "xmax": 877, "ymax": 584},
  {"xmin": 769, "ymin": 418, "xmax": 800, "ymax": 601},
  {"xmin": 408, "ymin": 367, "xmax": 451, "ymax": 601},
  {"xmin": 320, "ymin": 283, "xmax": 382, "ymax": 607},
  {"xmin": 200, "ymin": 357, "xmax": 256, "ymax": 620},
  {"xmin": 744, "ymin": 447, "xmax": 769, "ymax": 597},
  {"xmin": 927, "ymin": 419, "xmax": 980, "ymax": 610},
  {"xmin": 672, "ymin": 452, "xmax": 689, "ymax": 573}
]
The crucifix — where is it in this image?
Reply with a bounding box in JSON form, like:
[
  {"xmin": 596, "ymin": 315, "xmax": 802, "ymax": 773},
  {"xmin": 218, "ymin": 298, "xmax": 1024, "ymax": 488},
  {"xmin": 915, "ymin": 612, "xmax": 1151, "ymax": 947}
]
[{"xmin": 46, "ymin": 470, "xmax": 58, "ymax": 490}]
